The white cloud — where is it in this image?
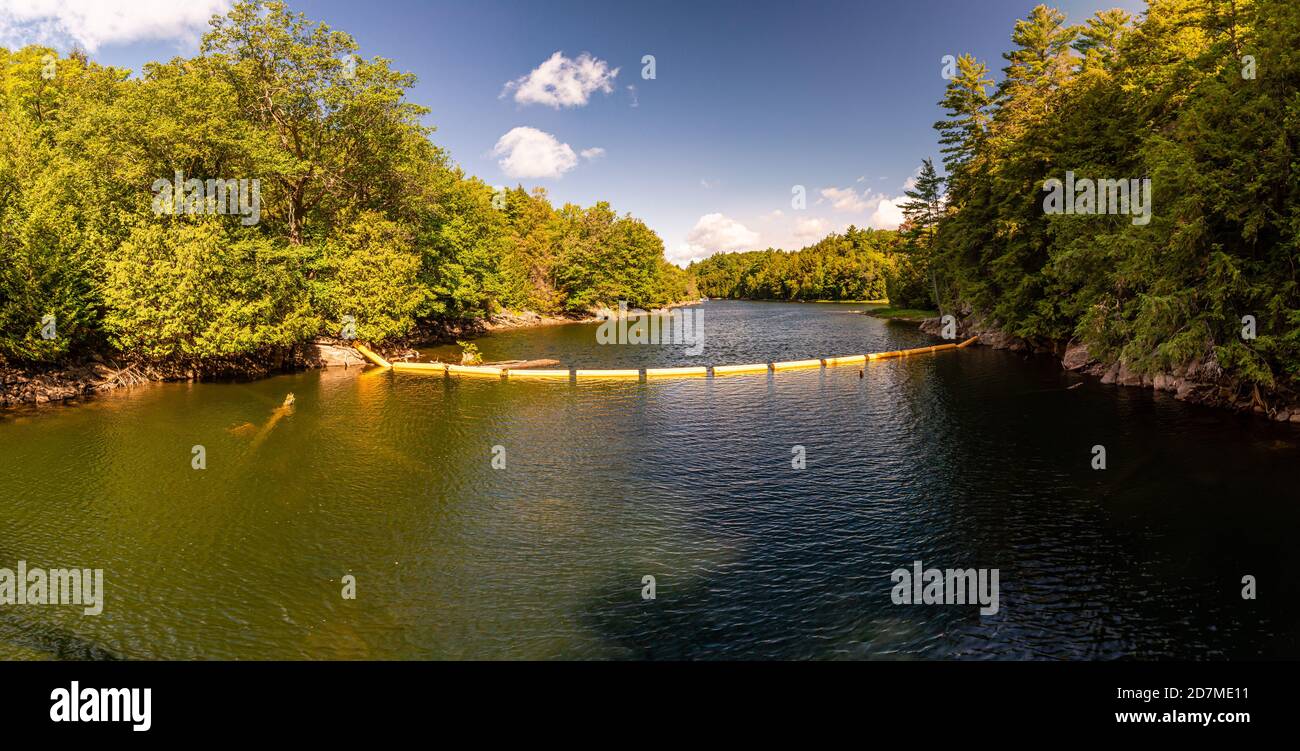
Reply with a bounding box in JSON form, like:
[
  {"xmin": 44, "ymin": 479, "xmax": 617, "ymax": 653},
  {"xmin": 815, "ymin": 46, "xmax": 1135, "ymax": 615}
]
[
  {"xmin": 867, "ymin": 195, "xmax": 905, "ymax": 229},
  {"xmin": 815, "ymin": 179, "xmax": 910, "ymax": 230},
  {"xmin": 0, "ymin": 0, "xmax": 230, "ymax": 52},
  {"xmin": 580, "ymin": 147, "xmax": 605, "ymax": 160},
  {"xmin": 901, "ymin": 164, "xmax": 923, "ymax": 193},
  {"xmin": 502, "ymin": 51, "xmax": 619, "ymax": 108},
  {"xmin": 820, "ymin": 186, "xmax": 869, "ymax": 213},
  {"xmin": 793, "ymin": 217, "xmax": 830, "ymax": 242},
  {"xmin": 672, "ymin": 213, "xmax": 760, "ymax": 263},
  {"xmin": 700, "ymin": 178, "xmax": 718, "ymax": 189},
  {"xmin": 833, "ymin": 190, "xmax": 906, "ymax": 230},
  {"xmin": 492, "ymin": 127, "xmax": 579, "ymax": 179},
  {"xmin": 759, "ymin": 209, "xmax": 784, "ymax": 222}
]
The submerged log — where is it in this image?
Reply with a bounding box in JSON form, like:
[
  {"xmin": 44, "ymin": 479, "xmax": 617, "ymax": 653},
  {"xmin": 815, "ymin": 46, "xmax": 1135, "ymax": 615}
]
[{"xmin": 483, "ymin": 358, "xmax": 561, "ymax": 369}]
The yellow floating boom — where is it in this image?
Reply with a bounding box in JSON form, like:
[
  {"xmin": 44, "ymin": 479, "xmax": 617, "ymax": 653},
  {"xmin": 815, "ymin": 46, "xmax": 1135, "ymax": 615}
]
[
  {"xmin": 391, "ymin": 361, "xmax": 445, "ymax": 373},
  {"xmin": 574, "ymin": 369, "xmax": 641, "ymax": 379},
  {"xmin": 646, "ymin": 366, "xmax": 708, "ymax": 377},
  {"xmin": 354, "ymin": 343, "xmax": 391, "ymax": 368},
  {"xmin": 506, "ymin": 368, "xmax": 572, "ymax": 379},
  {"xmin": 349, "ymin": 335, "xmax": 980, "ymax": 383},
  {"xmin": 446, "ymin": 364, "xmax": 504, "ymax": 377},
  {"xmin": 825, "ymin": 354, "xmax": 866, "ymax": 367},
  {"xmin": 772, "ymin": 358, "xmax": 824, "ymax": 371},
  {"xmin": 713, "ymin": 363, "xmax": 771, "ymax": 376}
]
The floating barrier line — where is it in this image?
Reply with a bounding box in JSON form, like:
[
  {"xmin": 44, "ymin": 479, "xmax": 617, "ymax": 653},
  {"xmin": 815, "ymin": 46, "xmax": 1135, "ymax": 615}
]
[{"xmin": 359, "ymin": 337, "xmax": 979, "ymax": 380}]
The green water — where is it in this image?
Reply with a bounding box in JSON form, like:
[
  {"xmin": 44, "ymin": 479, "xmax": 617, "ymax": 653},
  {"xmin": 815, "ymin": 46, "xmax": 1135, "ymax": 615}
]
[{"xmin": 2, "ymin": 301, "xmax": 1298, "ymax": 659}]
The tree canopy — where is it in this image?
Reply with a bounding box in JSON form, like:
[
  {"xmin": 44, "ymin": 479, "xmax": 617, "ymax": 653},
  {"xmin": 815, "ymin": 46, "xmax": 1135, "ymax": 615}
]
[
  {"xmin": 0, "ymin": 0, "xmax": 690, "ymax": 365},
  {"xmin": 931, "ymin": 0, "xmax": 1300, "ymax": 392},
  {"xmin": 690, "ymin": 226, "xmax": 901, "ymax": 302}
]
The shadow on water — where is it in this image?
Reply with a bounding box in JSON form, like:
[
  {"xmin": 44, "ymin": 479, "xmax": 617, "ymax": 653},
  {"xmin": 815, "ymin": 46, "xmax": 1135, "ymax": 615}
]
[
  {"xmin": 0, "ymin": 612, "xmax": 125, "ymax": 661},
  {"xmin": 0, "ymin": 546, "xmax": 123, "ymax": 660}
]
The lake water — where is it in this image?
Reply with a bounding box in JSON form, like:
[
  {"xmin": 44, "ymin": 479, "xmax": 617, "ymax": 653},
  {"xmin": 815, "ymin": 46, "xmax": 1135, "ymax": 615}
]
[{"xmin": 1, "ymin": 300, "xmax": 1297, "ymax": 659}]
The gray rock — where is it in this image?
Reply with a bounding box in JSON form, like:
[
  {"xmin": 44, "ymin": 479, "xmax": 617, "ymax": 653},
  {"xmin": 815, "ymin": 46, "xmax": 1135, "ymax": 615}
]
[
  {"xmin": 1117, "ymin": 361, "xmax": 1143, "ymax": 386},
  {"xmin": 1062, "ymin": 342, "xmax": 1092, "ymax": 371},
  {"xmin": 311, "ymin": 343, "xmax": 366, "ymax": 368}
]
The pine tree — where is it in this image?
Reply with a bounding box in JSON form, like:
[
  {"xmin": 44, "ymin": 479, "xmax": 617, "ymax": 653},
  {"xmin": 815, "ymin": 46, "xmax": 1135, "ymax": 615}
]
[{"xmin": 899, "ymin": 158, "xmax": 946, "ymax": 314}]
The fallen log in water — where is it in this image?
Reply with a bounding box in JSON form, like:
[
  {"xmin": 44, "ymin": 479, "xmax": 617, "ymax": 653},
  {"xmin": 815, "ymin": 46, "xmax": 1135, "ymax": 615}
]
[{"xmin": 482, "ymin": 359, "xmax": 561, "ymax": 369}]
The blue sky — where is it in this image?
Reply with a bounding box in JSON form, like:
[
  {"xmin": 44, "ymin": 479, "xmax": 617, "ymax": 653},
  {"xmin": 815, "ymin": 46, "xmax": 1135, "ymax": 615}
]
[{"xmin": 2, "ymin": 0, "xmax": 1145, "ymax": 263}]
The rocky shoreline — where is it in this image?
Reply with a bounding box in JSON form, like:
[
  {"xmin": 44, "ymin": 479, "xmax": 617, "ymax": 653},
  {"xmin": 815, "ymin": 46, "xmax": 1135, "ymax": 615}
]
[
  {"xmin": 921, "ymin": 315, "xmax": 1300, "ymax": 424},
  {"xmin": 0, "ymin": 340, "xmax": 392, "ymax": 409},
  {"xmin": 480, "ymin": 310, "xmax": 598, "ymax": 331},
  {"xmin": 0, "ymin": 307, "xmax": 614, "ymax": 409}
]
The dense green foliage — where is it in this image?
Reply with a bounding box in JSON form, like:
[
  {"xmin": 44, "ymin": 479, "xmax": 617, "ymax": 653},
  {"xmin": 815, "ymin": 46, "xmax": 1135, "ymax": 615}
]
[
  {"xmin": 690, "ymin": 226, "xmax": 902, "ymax": 301},
  {"xmin": 0, "ymin": 0, "xmax": 689, "ymax": 366},
  {"xmin": 933, "ymin": 0, "xmax": 1300, "ymax": 391}
]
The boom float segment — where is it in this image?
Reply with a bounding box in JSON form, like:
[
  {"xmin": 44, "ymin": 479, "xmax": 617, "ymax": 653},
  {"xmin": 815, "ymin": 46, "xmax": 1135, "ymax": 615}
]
[
  {"xmin": 713, "ymin": 363, "xmax": 772, "ymax": 376},
  {"xmin": 646, "ymin": 367, "xmax": 708, "ymax": 377},
  {"xmin": 824, "ymin": 355, "xmax": 867, "ymax": 367},
  {"xmin": 574, "ymin": 369, "xmax": 642, "ymax": 379},
  {"xmin": 446, "ymin": 364, "xmax": 504, "ymax": 377},
  {"xmin": 505, "ymin": 368, "xmax": 572, "ymax": 379},
  {"xmin": 391, "ymin": 361, "xmax": 445, "ymax": 373},
  {"xmin": 354, "ymin": 343, "xmax": 391, "ymax": 368},
  {"xmin": 772, "ymin": 359, "xmax": 824, "ymax": 371}
]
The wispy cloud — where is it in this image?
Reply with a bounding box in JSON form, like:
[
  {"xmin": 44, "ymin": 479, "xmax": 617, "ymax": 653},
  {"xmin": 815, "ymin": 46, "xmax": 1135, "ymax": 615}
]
[
  {"xmin": 820, "ymin": 186, "xmax": 869, "ymax": 213},
  {"xmin": 793, "ymin": 216, "xmax": 830, "ymax": 242}
]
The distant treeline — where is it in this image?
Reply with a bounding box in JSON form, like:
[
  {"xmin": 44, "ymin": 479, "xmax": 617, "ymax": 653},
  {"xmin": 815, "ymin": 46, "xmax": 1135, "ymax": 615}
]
[
  {"xmin": 930, "ymin": 1, "xmax": 1300, "ymax": 391},
  {"xmin": 689, "ymin": 226, "xmax": 922, "ymax": 302},
  {"xmin": 0, "ymin": 0, "xmax": 692, "ymax": 366}
]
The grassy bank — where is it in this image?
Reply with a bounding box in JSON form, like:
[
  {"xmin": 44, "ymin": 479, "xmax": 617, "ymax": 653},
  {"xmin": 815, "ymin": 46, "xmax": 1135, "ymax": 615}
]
[{"xmin": 863, "ymin": 305, "xmax": 938, "ymax": 322}]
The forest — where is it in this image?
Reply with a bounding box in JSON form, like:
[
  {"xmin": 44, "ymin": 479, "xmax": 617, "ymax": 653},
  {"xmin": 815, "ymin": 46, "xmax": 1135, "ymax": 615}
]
[
  {"xmin": 928, "ymin": 0, "xmax": 1300, "ymax": 393},
  {"xmin": 689, "ymin": 226, "xmax": 915, "ymax": 302},
  {"xmin": 0, "ymin": 0, "xmax": 692, "ymax": 367}
]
